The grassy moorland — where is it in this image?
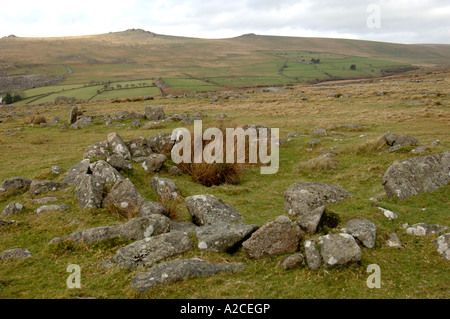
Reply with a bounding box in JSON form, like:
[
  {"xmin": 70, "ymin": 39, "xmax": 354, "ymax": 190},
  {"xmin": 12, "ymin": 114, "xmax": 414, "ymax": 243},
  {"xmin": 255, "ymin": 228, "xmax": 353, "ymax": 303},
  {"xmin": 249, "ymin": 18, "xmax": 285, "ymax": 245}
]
[{"xmin": 0, "ymin": 67, "xmax": 449, "ymax": 299}]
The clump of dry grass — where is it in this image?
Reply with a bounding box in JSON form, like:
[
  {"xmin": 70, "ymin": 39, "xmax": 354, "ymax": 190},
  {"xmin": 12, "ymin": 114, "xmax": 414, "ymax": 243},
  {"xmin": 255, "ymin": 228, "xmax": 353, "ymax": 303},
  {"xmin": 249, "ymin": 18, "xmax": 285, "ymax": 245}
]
[
  {"xmin": 297, "ymin": 156, "xmax": 338, "ymax": 171},
  {"xmin": 176, "ymin": 121, "xmax": 258, "ymax": 187},
  {"xmin": 159, "ymin": 192, "xmax": 180, "ymax": 220},
  {"xmin": 354, "ymin": 135, "xmax": 387, "ymax": 154},
  {"xmin": 26, "ymin": 114, "xmax": 48, "ymax": 125}
]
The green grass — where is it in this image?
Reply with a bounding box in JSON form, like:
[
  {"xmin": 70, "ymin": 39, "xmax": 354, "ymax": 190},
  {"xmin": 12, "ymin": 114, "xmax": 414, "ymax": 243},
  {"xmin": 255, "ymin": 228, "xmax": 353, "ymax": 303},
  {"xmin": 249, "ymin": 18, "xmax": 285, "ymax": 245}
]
[{"xmin": 0, "ymin": 69, "xmax": 449, "ymax": 299}]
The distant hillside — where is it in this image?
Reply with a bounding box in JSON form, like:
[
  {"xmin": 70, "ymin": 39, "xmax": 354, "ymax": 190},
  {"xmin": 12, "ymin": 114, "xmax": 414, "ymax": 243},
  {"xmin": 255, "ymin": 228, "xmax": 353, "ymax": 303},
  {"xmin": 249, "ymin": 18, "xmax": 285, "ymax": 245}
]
[{"xmin": 1, "ymin": 29, "xmax": 449, "ymax": 92}]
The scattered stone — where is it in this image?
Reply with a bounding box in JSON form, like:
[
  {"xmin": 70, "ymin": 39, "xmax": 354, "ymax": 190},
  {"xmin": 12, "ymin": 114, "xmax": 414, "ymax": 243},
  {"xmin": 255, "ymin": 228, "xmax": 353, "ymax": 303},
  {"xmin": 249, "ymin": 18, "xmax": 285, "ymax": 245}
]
[
  {"xmin": 29, "ymin": 180, "xmax": 67, "ymax": 197},
  {"xmin": 83, "ymin": 141, "xmax": 110, "ymax": 160},
  {"xmin": 107, "ymin": 132, "xmax": 131, "ymax": 160},
  {"xmin": 319, "ymin": 233, "xmax": 362, "ymax": 268},
  {"xmin": 435, "ymin": 233, "xmax": 450, "ymax": 260},
  {"xmin": 168, "ymin": 166, "xmax": 182, "ymax": 176},
  {"xmin": 405, "ymin": 223, "xmax": 449, "ymax": 237},
  {"xmin": 35, "ymin": 204, "xmax": 70, "ymax": 214},
  {"xmin": 378, "ymin": 207, "xmax": 398, "ymax": 220},
  {"xmin": 196, "ymin": 222, "xmax": 259, "ymax": 253},
  {"xmin": 142, "ymin": 121, "xmax": 162, "ymax": 129},
  {"xmin": 90, "ymin": 160, "xmax": 124, "ymax": 184},
  {"xmin": 385, "ymin": 233, "xmax": 403, "ymax": 248},
  {"xmin": 107, "ymin": 154, "xmax": 132, "ymax": 171},
  {"xmin": 0, "ymin": 219, "xmax": 21, "ymax": 227},
  {"xmin": 50, "ymin": 216, "xmax": 171, "ymax": 245},
  {"xmin": 102, "ymin": 178, "xmax": 145, "ymax": 216},
  {"xmin": 278, "ymin": 253, "xmax": 305, "ymax": 270},
  {"xmin": 284, "ymin": 182, "xmax": 352, "ymax": 217},
  {"xmin": 145, "ymin": 105, "xmax": 165, "ymax": 121},
  {"xmin": 1, "ymin": 248, "xmax": 32, "ymax": 260},
  {"xmin": 382, "ymin": 151, "xmax": 450, "ymax": 200},
  {"xmin": 69, "ymin": 106, "xmax": 78, "ymax": 124},
  {"xmin": 50, "ymin": 165, "xmax": 62, "ymax": 175},
  {"xmin": 171, "ymin": 221, "xmax": 198, "ymax": 234},
  {"xmin": 312, "ymin": 128, "xmax": 327, "ymax": 136},
  {"xmin": 296, "ymin": 206, "xmax": 325, "ymax": 235},
  {"xmin": 72, "ymin": 116, "xmax": 92, "ymax": 128},
  {"xmin": 126, "ymin": 137, "xmax": 154, "ymax": 157},
  {"xmin": 74, "ymin": 174, "xmax": 105, "ymax": 210},
  {"xmin": 242, "ymin": 215, "xmax": 302, "ymax": 259},
  {"xmin": 431, "ymin": 140, "xmax": 440, "ymax": 146},
  {"xmin": 148, "ymin": 133, "xmax": 175, "ymax": 154},
  {"xmin": 383, "ymin": 132, "xmax": 419, "ymax": 147},
  {"xmin": 113, "ymin": 231, "xmax": 193, "ymax": 269},
  {"xmin": 59, "ymin": 122, "xmax": 68, "ymax": 130},
  {"xmin": 304, "ymin": 240, "xmax": 322, "ymax": 270},
  {"xmin": 139, "ymin": 201, "xmax": 168, "ymax": 218},
  {"xmin": 1, "ymin": 202, "xmax": 25, "ymax": 217},
  {"xmin": 341, "ymin": 218, "xmax": 377, "ymax": 249},
  {"xmin": 378, "ymin": 144, "xmax": 402, "ymax": 155},
  {"xmin": 150, "ymin": 177, "xmax": 180, "ymax": 200},
  {"xmin": 63, "ymin": 159, "xmax": 91, "ymax": 185},
  {"xmin": 33, "ymin": 197, "xmax": 58, "ymax": 205},
  {"xmin": 142, "ymin": 154, "xmax": 166, "ymax": 172},
  {"xmin": 411, "ymin": 145, "xmax": 427, "ymax": 154},
  {"xmin": 130, "ymin": 119, "xmax": 141, "ymax": 128},
  {"xmin": 308, "ymin": 139, "xmax": 322, "ymax": 147},
  {"xmin": 0, "ymin": 176, "xmax": 32, "ymax": 193},
  {"xmin": 131, "ymin": 258, "xmax": 246, "ymax": 294},
  {"xmin": 287, "ymin": 132, "xmax": 304, "ymax": 139},
  {"xmin": 185, "ymin": 194, "xmax": 244, "ymax": 226}
]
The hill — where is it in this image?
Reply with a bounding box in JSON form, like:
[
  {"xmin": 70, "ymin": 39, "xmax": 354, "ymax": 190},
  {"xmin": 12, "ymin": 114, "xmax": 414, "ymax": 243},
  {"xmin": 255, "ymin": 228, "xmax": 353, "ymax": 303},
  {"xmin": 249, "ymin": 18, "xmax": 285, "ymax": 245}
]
[{"xmin": 1, "ymin": 29, "xmax": 450, "ymax": 102}]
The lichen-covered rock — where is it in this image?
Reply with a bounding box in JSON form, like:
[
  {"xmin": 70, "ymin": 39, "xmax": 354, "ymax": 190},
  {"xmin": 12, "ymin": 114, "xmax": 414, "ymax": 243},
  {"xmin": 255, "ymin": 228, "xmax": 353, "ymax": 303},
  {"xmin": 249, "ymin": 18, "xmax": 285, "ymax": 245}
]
[
  {"xmin": 89, "ymin": 160, "xmax": 124, "ymax": 184},
  {"xmin": 142, "ymin": 154, "xmax": 166, "ymax": 172},
  {"xmin": 318, "ymin": 233, "xmax": 362, "ymax": 268},
  {"xmin": 102, "ymin": 178, "xmax": 145, "ymax": 216},
  {"xmin": 242, "ymin": 215, "xmax": 302, "ymax": 259},
  {"xmin": 2, "ymin": 202, "xmax": 25, "ymax": 217},
  {"xmin": 148, "ymin": 132, "xmax": 175, "ymax": 154},
  {"xmin": 1, "ymin": 248, "xmax": 32, "ymax": 260},
  {"xmin": 35, "ymin": 204, "xmax": 70, "ymax": 214},
  {"xmin": 383, "ymin": 132, "xmax": 419, "ymax": 146},
  {"xmin": 145, "ymin": 105, "xmax": 165, "ymax": 121},
  {"xmin": 382, "ymin": 151, "xmax": 450, "ymax": 200},
  {"xmin": 304, "ymin": 240, "xmax": 322, "ymax": 270},
  {"xmin": 196, "ymin": 222, "xmax": 259, "ymax": 253},
  {"xmin": 435, "ymin": 233, "xmax": 450, "ymax": 261},
  {"xmin": 107, "ymin": 132, "xmax": 131, "ymax": 160},
  {"xmin": 385, "ymin": 233, "xmax": 403, "ymax": 248},
  {"xmin": 83, "ymin": 141, "xmax": 110, "ymax": 160},
  {"xmin": 139, "ymin": 201, "xmax": 168, "ymax": 217},
  {"xmin": 113, "ymin": 231, "xmax": 193, "ymax": 269},
  {"xmin": 185, "ymin": 194, "xmax": 244, "ymax": 226},
  {"xmin": 278, "ymin": 253, "xmax": 305, "ymax": 270},
  {"xmin": 0, "ymin": 177, "xmax": 32, "ymax": 193},
  {"xmin": 63, "ymin": 159, "xmax": 91, "ymax": 185},
  {"xmin": 29, "ymin": 180, "xmax": 67, "ymax": 197},
  {"xmin": 296, "ymin": 206, "xmax": 325, "ymax": 235},
  {"xmin": 107, "ymin": 154, "xmax": 132, "ymax": 171},
  {"xmin": 150, "ymin": 177, "xmax": 180, "ymax": 200},
  {"xmin": 74, "ymin": 174, "xmax": 105, "ymax": 210},
  {"xmin": 341, "ymin": 218, "xmax": 378, "ymax": 249},
  {"xmin": 405, "ymin": 223, "xmax": 449, "ymax": 237},
  {"xmin": 131, "ymin": 258, "xmax": 245, "ymax": 294},
  {"xmin": 49, "ymin": 216, "xmax": 171, "ymax": 244},
  {"xmin": 284, "ymin": 182, "xmax": 352, "ymax": 217},
  {"xmin": 126, "ymin": 137, "xmax": 153, "ymax": 158}
]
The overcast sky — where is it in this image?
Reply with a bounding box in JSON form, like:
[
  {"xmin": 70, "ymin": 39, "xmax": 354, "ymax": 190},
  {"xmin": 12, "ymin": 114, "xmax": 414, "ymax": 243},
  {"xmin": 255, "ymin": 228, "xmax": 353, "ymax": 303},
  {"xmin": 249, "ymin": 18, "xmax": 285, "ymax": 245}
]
[{"xmin": 0, "ymin": 0, "xmax": 449, "ymax": 44}]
